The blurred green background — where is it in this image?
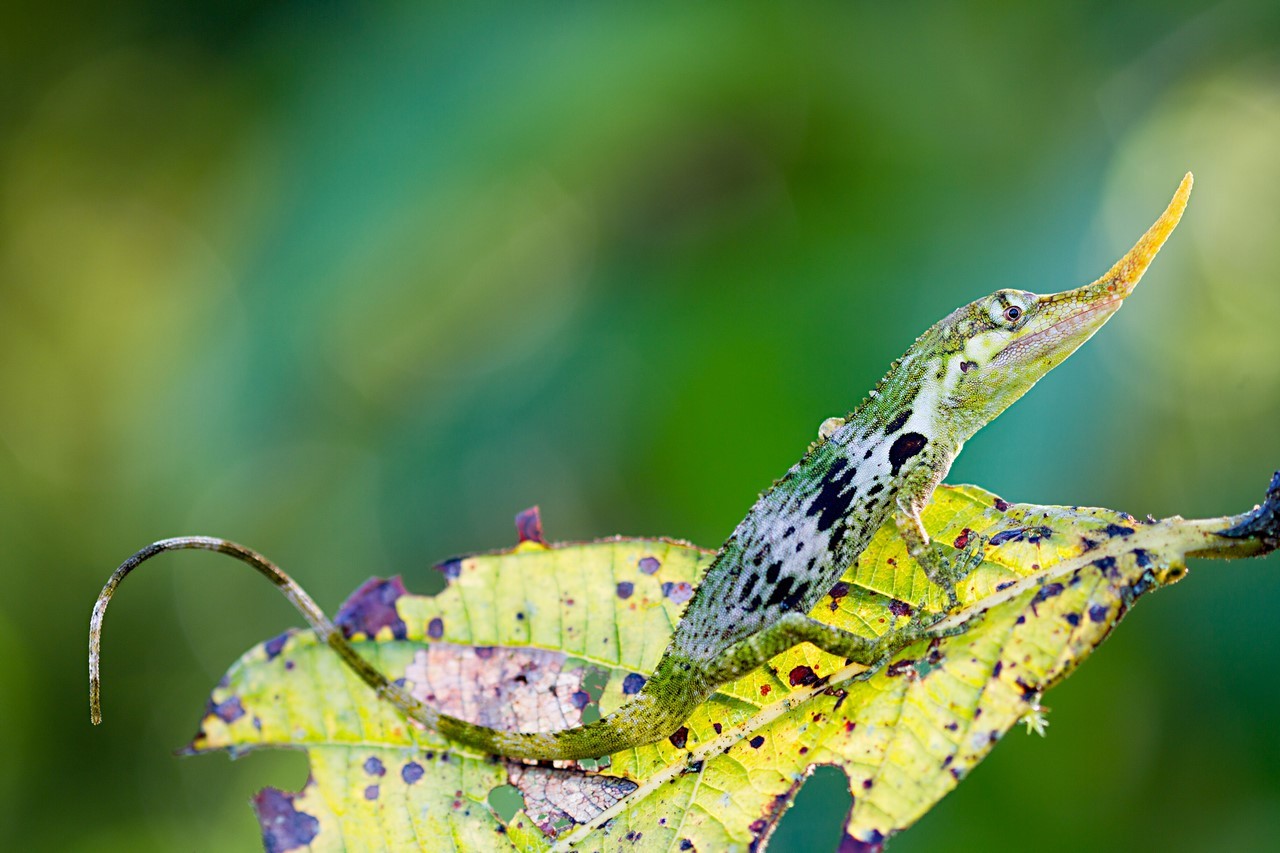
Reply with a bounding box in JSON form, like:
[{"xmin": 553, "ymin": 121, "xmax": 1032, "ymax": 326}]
[{"xmin": 4, "ymin": 1, "xmax": 1280, "ymax": 850}]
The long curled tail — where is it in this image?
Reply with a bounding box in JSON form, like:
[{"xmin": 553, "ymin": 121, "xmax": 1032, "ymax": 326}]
[{"xmin": 89, "ymin": 537, "xmax": 702, "ymax": 761}]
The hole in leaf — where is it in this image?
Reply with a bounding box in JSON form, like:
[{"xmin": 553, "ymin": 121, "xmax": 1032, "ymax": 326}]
[
  {"xmin": 769, "ymin": 765, "xmax": 850, "ymax": 851},
  {"xmin": 488, "ymin": 783, "xmax": 525, "ymax": 823}
]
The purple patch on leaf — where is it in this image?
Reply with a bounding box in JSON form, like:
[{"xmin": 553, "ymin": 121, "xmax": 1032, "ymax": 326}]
[
  {"xmin": 749, "ymin": 735, "xmax": 765, "ymax": 749},
  {"xmin": 616, "ymin": 581, "xmax": 634, "ymax": 599},
  {"xmin": 253, "ymin": 786, "xmax": 320, "ymax": 853},
  {"xmin": 335, "ymin": 576, "xmax": 408, "ymax": 640},
  {"xmin": 661, "ymin": 581, "xmax": 693, "ymax": 604},
  {"xmin": 622, "ymin": 673, "xmax": 646, "ymax": 694},
  {"xmin": 840, "ymin": 828, "xmax": 887, "ymax": 852},
  {"xmin": 264, "ymin": 631, "xmax": 291, "ymax": 661},
  {"xmin": 435, "ymin": 558, "xmax": 463, "ymax": 580},
  {"xmin": 1031, "ymin": 582, "xmax": 1065, "ymax": 605},
  {"xmin": 669, "ymin": 726, "xmax": 689, "ymax": 749},
  {"xmin": 887, "ymin": 599, "xmax": 913, "ymax": 618},
  {"xmin": 988, "ymin": 528, "xmax": 1025, "ymax": 546},
  {"xmin": 363, "ymin": 756, "xmax": 385, "ymax": 777},
  {"xmin": 208, "ymin": 695, "xmax": 245, "ymax": 724},
  {"xmin": 1088, "ymin": 604, "xmax": 1110, "ymax": 623},
  {"xmin": 515, "ymin": 506, "xmax": 545, "ymax": 544},
  {"xmin": 402, "ymin": 762, "xmax": 425, "ymax": 784},
  {"xmin": 364, "ymin": 784, "xmax": 379, "ymax": 801},
  {"xmin": 427, "ymin": 617, "xmax": 444, "ymax": 640},
  {"xmin": 571, "ymin": 690, "xmax": 591, "ymax": 709},
  {"xmin": 638, "ymin": 556, "xmax": 661, "ymax": 574}
]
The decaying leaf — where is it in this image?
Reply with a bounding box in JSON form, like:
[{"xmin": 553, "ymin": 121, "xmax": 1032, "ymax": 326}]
[{"xmin": 106, "ymin": 475, "xmax": 1280, "ymax": 851}]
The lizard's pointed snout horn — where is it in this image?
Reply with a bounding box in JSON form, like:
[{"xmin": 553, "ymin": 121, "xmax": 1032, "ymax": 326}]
[{"xmin": 1092, "ymin": 172, "xmax": 1193, "ymax": 299}]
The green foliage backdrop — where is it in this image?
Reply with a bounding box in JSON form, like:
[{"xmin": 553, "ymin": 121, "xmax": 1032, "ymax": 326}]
[{"xmin": 3, "ymin": 2, "xmax": 1279, "ymax": 849}]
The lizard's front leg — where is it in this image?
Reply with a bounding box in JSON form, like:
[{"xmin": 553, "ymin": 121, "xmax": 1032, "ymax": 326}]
[{"xmin": 894, "ymin": 495, "xmax": 985, "ymax": 610}]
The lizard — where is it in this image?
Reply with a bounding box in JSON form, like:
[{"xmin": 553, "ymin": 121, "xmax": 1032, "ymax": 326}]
[{"xmin": 89, "ymin": 173, "xmax": 1192, "ymax": 762}]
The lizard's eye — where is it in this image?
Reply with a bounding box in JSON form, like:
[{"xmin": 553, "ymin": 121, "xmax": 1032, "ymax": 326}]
[{"xmin": 1003, "ymin": 305, "xmax": 1023, "ymax": 324}]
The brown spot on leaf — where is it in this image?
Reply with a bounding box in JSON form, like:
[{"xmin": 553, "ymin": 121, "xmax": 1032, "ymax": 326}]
[
  {"xmin": 886, "ymin": 659, "xmax": 916, "ymax": 678},
  {"xmin": 789, "ymin": 665, "xmax": 818, "ymax": 687}
]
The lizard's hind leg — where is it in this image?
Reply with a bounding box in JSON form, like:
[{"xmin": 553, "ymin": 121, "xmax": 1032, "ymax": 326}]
[{"xmin": 702, "ymin": 611, "xmax": 958, "ymax": 685}]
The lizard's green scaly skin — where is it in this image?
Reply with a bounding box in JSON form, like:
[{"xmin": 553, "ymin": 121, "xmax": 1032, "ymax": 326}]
[{"xmin": 89, "ymin": 175, "xmax": 1193, "ymax": 762}]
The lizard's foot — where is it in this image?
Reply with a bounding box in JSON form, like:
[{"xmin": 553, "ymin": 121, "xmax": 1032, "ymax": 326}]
[
  {"xmin": 956, "ymin": 532, "xmax": 989, "ymax": 576},
  {"xmin": 876, "ymin": 604, "xmax": 950, "ymax": 656},
  {"xmin": 924, "ymin": 534, "xmax": 988, "ymax": 610}
]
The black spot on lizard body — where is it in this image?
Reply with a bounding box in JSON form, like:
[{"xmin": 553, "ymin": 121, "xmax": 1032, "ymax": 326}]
[
  {"xmin": 884, "ymin": 408, "xmax": 913, "ymax": 434},
  {"xmin": 888, "ymin": 432, "xmax": 927, "ymax": 475},
  {"xmin": 805, "ymin": 457, "xmax": 859, "ymax": 532},
  {"xmin": 765, "ymin": 577, "xmax": 795, "ymax": 609}
]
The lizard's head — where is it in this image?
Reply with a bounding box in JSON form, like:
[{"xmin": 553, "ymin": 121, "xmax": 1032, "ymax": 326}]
[{"xmin": 931, "ymin": 173, "xmax": 1193, "ymax": 436}]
